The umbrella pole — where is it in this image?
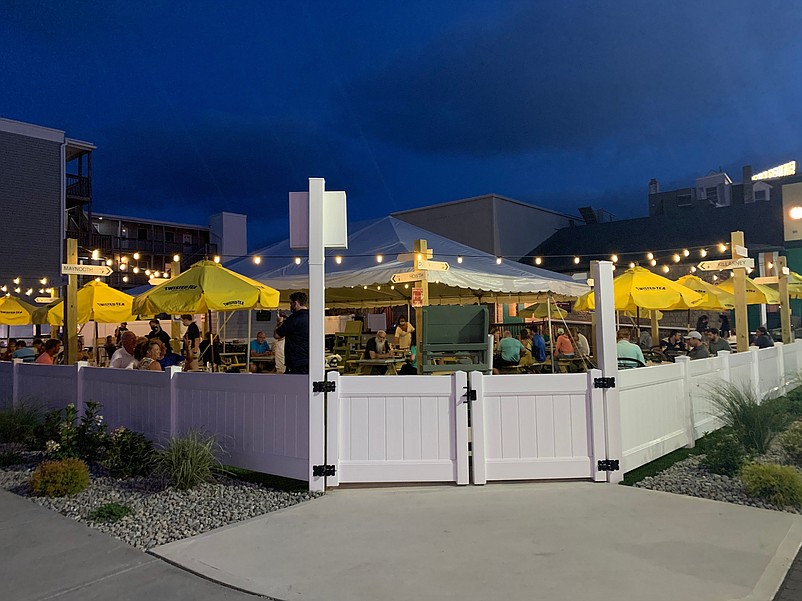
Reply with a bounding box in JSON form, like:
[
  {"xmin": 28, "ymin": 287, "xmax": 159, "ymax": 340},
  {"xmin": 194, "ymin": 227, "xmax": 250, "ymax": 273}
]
[
  {"xmin": 246, "ymin": 309, "xmax": 252, "ymax": 373},
  {"xmin": 636, "ymin": 307, "xmax": 640, "ymax": 336},
  {"xmin": 95, "ymin": 321, "xmax": 99, "ymax": 366},
  {"xmin": 687, "ymin": 309, "xmax": 691, "ymax": 333},
  {"xmin": 548, "ymin": 297, "xmax": 554, "ymax": 372}
]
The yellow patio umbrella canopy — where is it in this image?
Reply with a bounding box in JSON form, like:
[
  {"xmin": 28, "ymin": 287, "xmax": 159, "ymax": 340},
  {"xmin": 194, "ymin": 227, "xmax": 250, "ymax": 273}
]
[
  {"xmin": 574, "ymin": 266, "xmax": 704, "ymax": 311},
  {"xmin": 676, "ymin": 275, "xmax": 735, "ymax": 310},
  {"xmin": 0, "ymin": 295, "xmax": 38, "ymax": 325},
  {"xmin": 716, "ymin": 276, "xmax": 780, "ymax": 305},
  {"xmin": 132, "ymin": 260, "xmax": 280, "ymax": 314},
  {"xmin": 34, "ymin": 280, "xmax": 136, "ymax": 325},
  {"xmin": 519, "ymin": 300, "xmax": 568, "ymax": 319}
]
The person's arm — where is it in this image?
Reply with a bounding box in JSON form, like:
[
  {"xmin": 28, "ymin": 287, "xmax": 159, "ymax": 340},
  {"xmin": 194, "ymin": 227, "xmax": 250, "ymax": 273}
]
[
  {"xmin": 393, "ymin": 327, "xmax": 401, "ymax": 347},
  {"xmin": 147, "ymin": 359, "xmax": 162, "ymax": 371}
]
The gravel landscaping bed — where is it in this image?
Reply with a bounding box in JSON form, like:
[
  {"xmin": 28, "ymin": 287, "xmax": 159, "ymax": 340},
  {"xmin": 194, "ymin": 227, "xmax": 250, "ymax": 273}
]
[
  {"xmin": 634, "ymin": 449, "xmax": 802, "ymax": 514},
  {"xmin": 0, "ymin": 456, "xmax": 322, "ymax": 550}
]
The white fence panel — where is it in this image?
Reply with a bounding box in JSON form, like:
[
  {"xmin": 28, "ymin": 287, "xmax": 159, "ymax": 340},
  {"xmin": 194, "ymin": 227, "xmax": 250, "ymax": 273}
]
[
  {"xmin": 729, "ymin": 351, "xmax": 753, "ymax": 388},
  {"xmin": 82, "ymin": 367, "xmax": 172, "ymax": 441},
  {"xmin": 619, "ymin": 363, "xmax": 688, "ymax": 472},
  {"xmin": 16, "ymin": 364, "xmax": 77, "ymax": 412},
  {"xmin": 332, "ymin": 373, "xmax": 468, "ymax": 484},
  {"xmin": 0, "ymin": 362, "xmax": 12, "ymax": 410},
  {"xmin": 471, "ymin": 372, "xmax": 597, "ymax": 482},
  {"xmin": 782, "ymin": 341, "xmax": 802, "ymax": 383},
  {"xmin": 757, "ymin": 346, "xmax": 782, "ymax": 398},
  {"xmin": 687, "ymin": 354, "xmax": 725, "ymax": 438},
  {"xmin": 174, "ymin": 372, "xmax": 309, "ymax": 481}
]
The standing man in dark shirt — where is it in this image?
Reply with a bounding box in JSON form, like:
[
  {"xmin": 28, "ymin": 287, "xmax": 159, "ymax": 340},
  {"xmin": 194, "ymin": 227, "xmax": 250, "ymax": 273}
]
[
  {"xmin": 181, "ymin": 314, "xmax": 201, "ymax": 357},
  {"xmin": 146, "ymin": 319, "xmax": 173, "ymax": 353},
  {"xmin": 274, "ymin": 291, "xmax": 309, "ymax": 374}
]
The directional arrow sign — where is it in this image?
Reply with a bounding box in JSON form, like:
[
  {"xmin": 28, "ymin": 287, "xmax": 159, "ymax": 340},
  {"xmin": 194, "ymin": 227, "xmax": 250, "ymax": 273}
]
[
  {"xmin": 34, "ymin": 297, "xmax": 55, "ymax": 304},
  {"xmin": 697, "ymin": 257, "xmax": 755, "ymax": 271},
  {"xmin": 397, "ymin": 251, "xmax": 433, "ymax": 263},
  {"xmin": 754, "ymin": 276, "xmax": 779, "ymax": 285},
  {"xmin": 61, "ymin": 264, "xmax": 113, "ymax": 277},
  {"xmin": 419, "ymin": 260, "xmax": 449, "ymax": 271},
  {"xmin": 391, "ymin": 271, "xmax": 426, "ymax": 284},
  {"xmin": 148, "ymin": 277, "xmax": 171, "ymax": 286}
]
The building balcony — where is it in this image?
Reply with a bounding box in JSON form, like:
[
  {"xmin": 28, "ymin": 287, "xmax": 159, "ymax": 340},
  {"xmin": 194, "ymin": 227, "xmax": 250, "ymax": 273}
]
[{"xmin": 66, "ymin": 174, "xmax": 91, "ymax": 208}]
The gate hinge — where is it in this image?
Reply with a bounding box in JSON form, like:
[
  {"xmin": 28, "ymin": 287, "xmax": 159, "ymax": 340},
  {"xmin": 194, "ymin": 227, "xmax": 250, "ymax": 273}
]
[
  {"xmin": 313, "ymin": 380, "xmax": 335, "ymax": 393},
  {"xmin": 313, "ymin": 464, "xmax": 336, "ymax": 477},
  {"xmin": 464, "ymin": 386, "xmax": 477, "ymax": 401},
  {"xmin": 594, "ymin": 377, "xmax": 616, "ymax": 389},
  {"xmin": 597, "ymin": 459, "xmax": 620, "ymax": 472}
]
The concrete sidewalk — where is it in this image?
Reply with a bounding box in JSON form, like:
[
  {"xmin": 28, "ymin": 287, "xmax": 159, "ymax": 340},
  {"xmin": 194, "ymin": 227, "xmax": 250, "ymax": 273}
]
[
  {"xmin": 0, "ymin": 489, "xmax": 257, "ymax": 600},
  {"xmin": 154, "ymin": 483, "xmax": 802, "ymax": 601}
]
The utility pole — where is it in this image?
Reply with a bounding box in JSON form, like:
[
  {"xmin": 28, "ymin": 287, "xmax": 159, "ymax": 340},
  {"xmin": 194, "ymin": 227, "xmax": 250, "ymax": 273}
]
[{"xmin": 731, "ymin": 231, "xmax": 749, "ymax": 353}]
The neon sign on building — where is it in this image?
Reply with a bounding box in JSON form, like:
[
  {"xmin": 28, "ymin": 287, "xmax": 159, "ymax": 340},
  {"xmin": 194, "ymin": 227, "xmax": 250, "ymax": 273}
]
[{"xmin": 752, "ymin": 161, "xmax": 796, "ymax": 181}]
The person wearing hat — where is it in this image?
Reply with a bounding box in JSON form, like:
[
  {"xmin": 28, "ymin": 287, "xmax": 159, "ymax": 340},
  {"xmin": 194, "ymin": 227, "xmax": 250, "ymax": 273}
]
[
  {"xmin": 684, "ymin": 331, "xmax": 709, "ymax": 360},
  {"xmin": 554, "ymin": 327, "xmax": 574, "ymax": 358}
]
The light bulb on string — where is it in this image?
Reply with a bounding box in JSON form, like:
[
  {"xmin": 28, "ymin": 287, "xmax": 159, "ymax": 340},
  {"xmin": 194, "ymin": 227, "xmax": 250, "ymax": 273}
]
[
  {"xmin": 573, "ymin": 256, "xmax": 580, "ymax": 265},
  {"xmin": 38, "ymin": 288, "xmax": 44, "ymax": 294},
  {"xmin": 213, "ymin": 256, "xmax": 221, "ymax": 263},
  {"xmin": 133, "ymin": 267, "xmax": 139, "ymax": 274},
  {"xmin": 40, "ymin": 278, "xmax": 47, "ymax": 285},
  {"xmin": 376, "ymin": 254, "xmax": 383, "ymax": 263},
  {"xmin": 13, "ymin": 277, "xmax": 19, "ymax": 285},
  {"xmin": 610, "ymin": 254, "xmax": 618, "ymax": 263},
  {"xmin": 390, "ymin": 285, "xmax": 395, "ymax": 290},
  {"xmin": 153, "ymin": 271, "xmax": 160, "ymax": 278},
  {"xmin": 458, "ymin": 256, "xmax": 464, "ymax": 264},
  {"xmin": 145, "ymin": 269, "xmax": 151, "ymax": 276},
  {"xmin": 335, "ymin": 256, "xmax": 342, "ymax": 264},
  {"xmin": 534, "ymin": 257, "xmax": 540, "ymax": 265},
  {"xmin": 650, "ymin": 259, "xmax": 657, "ymax": 267},
  {"xmin": 91, "ymin": 249, "xmax": 99, "ymax": 260},
  {"xmin": 673, "ymin": 254, "xmax": 681, "ymax": 263},
  {"xmin": 718, "ymin": 243, "xmax": 727, "ymax": 253},
  {"xmin": 105, "ymin": 259, "xmax": 112, "ymax": 266},
  {"xmin": 712, "ymin": 274, "xmax": 718, "ymax": 281},
  {"xmin": 496, "ymin": 257, "xmax": 503, "ymax": 264},
  {"xmin": 0, "ymin": 286, "xmax": 6, "ymax": 292},
  {"xmin": 646, "ymin": 252, "xmax": 654, "ymax": 261},
  {"xmin": 253, "ymin": 256, "xmax": 261, "ymax": 264},
  {"xmin": 629, "ymin": 262, "xmax": 635, "ymax": 269},
  {"xmin": 122, "ymin": 276, "xmax": 128, "ymax": 283},
  {"xmin": 662, "ymin": 265, "xmax": 670, "ymax": 273},
  {"xmin": 173, "ymin": 254, "xmax": 180, "ymax": 262},
  {"xmin": 14, "ymin": 287, "xmax": 20, "ymax": 293},
  {"xmin": 363, "ymin": 285, "xmax": 368, "ymax": 290},
  {"xmin": 25, "ymin": 288, "xmax": 32, "ymax": 295},
  {"xmin": 682, "ymin": 249, "xmax": 690, "ymax": 257},
  {"xmin": 132, "ymin": 252, "xmax": 140, "ymax": 260},
  {"xmin": 700, "ymin": 249, "xmax": 707, "ymax": 258},
  {"xmin": 691, "ymin": 266, "xmax": 697, "ymax": 273},
  {"xmin": 404, "ymin": 284, "xmax": 409, "ymax": 289}
]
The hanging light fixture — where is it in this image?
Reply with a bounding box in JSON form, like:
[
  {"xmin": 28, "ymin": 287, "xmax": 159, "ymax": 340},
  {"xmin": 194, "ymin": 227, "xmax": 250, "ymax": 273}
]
[
  {"xmin": 573, "ymin": 256, "xmax": 580, "ymax": 264},
  {"xmin": 534, "ymin": 257, "xmax": 541, "ymax": 265},
  {"xmin": 458, "ymin": 255, "xmax": 464, "ymax": 264},
  {"xmin": 673, "ymin": 253, "xmax": 681, "ymax": 263},
  {"xmin": 294, "ymin": 257, "xmax": 301, "ymax": 265},
  {"xmin": 610, "ymin": 254, "xmax": 618, "ymax": 263},
  {"xmin": 335, "ymin": 256, "xmax": 342, "ymax": 264},
  {"xmin": 682, "ymin": 249, "xmax": 690, "ymax": 257},
  {"xmin": 253, "ymin": 256, "xmax": 261, "ymax": 264},
  {"xmin": 700, "ymin": 249, "xmax": 708, "ymax": 258},
  {"xmin": 376, "ymin": 254, "xmax": 383, "ymax": 263},
  {"xmin": 646, "ymin": 252, "xmax": 654, "ymax": 261},
  {"xmin": 650, "ymin": 259, "xmax": 657, "ymax": 267}
]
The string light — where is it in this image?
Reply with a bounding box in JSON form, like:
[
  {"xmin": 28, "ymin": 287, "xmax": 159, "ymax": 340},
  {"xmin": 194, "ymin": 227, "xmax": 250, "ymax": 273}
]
[
  {"xmin": 13, "ymin": 277, "xmax": 19, "ymax": 285},
  {"xmin": 25, "ymin": 288, "xmax": 32, "ymax": 295},
  {"xmin": 40, "ymin": 278, "xmax": 47, "ymax": 285},
  {"xmin": 662, "ymin": 265, "xmax": 670, "ymax": 273},
  {"xmin": 405, "ymin": 284, "xmax": 409, "ymax": 289},
  {"xmin": 646, "ymin": 252, "xmax": 654, "ymax": 261},
  {"xmin": 700, "ymin": 249, "xmax": 708, "ymax": 258},
  {"xmin": 376, "ymin": 254, "xmax": 383, "ymax": 263},
  {"xmin": 390, "ymin": 285, "xmax": 394, "ymax": 290},
  {"xmin": 153, "ymin": 271, "xmax": 160, "ymax": 278},
  {"xmin": 46, "ymin": 288, "xmax": 52, "ymax": 293},
  {"xmin": 173, "ymin": 254, "xmax": 180, "ymax": 262},
  {"xmin": 122, "ymin": 276, "xmax": 128, "ymax": 282},
  {"xmin": 496, "ymin": 257, "xmax": 503, "ymax": 264},
  {"xmin": 672, "ymin": 254, "xmax": 680, "ymax": 263},
  {"xmin": 294, "ymin": 257, "xmax": 301, "ymax": 265},
  {"xmin": 120, "ymin": 263, "xmax": 127, "ymax": 271},
  {"xmin": 91, "ymin": 249, "xmax": 99, "ymax": 260},
  {"xmin": 363, "ymin": 285, "xmax": 368, "ymax": 290},
  {"xmin": 573, "ymin": 256, "xmax": 580, "ymax": 264},
  {"xmin": 377, "ymin": 285, "xmax": 381, "ymax": 290},
  {"xmin": 682, "ymin": 249, "xmax": 690, "ymax": 257},
  {"xmin": 690, "ymin": 266, "xmax": 697, "ymax": 273},
  {"xmin": 94, "ymin": 277, "xmax": 100, "ymax": 282},
  {"xmin": 335, "ymin": 256, "xmax": 342, "ymax": 264},
  {"xmin": 610, "ymin": 254, "xmax": 618, "ymax": 263},
  {"xmin": 38, "ymin": 288, "xmax": 44, "ymax": 294},
  {"xmin": 712, "ymin": 274, "xmax": 718, "ymax": 281},
  {"xmin": 768, "ymin": 261, "xmax": 774, "ymax": 269},
  {"xmin": 133, "ymin": 267, "xmax": 140, "ymax": 274},
  {"xmin": 629, "ymin": 262, "xmax": 635, "ymax": 268},
  {"xmin": 0, "ymin": 286, "xmax": 6, "ymax": 292},
  {"xmin": 253, "ymin": 256, "xmax": 261, "ymax": 264},
  {"xmin": 145, "ymin": 269, "xmax": 151, "ymax": 276},
  {"xmin": 132, "ymin": 253, "xmax": 140, "ymax": 260},
  {"xmin": 718, "ymin": 243, "xmax": 727, "ymax": 253},
  {"xmin": 213, "ymin": 256, "xmax": 221, "ymax": 263},
  {"xmin": 650, "ymin": 259, "xmax": 657, "ymax": 267},
  {"xmin": 534, "ymin": 257, "xmax": 540, "ymax": 265},
  {"xmin": 105, "ymin": 259, "xmax": 112, "ymax": 266},
  {"xmin": 13, "ymin": 287, "xmax": 20, "ymax": 293},
  {"xmin": 458, "ymin": 255, "xmax": 464, "ymax": 264}
]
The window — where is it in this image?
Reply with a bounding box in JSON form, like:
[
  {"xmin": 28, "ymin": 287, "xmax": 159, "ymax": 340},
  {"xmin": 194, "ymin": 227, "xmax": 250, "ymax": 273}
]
[
  {"xmin": 182, "ymin": 233, "xmax": 192, "ymax": 245},
  {"xmin": 705, "ymin": 187, "xmax": 718, "ymax": 204},
  {"xmin": 137, "ymin": 228, "xmax": 148, "ymax": 241},
  {"xmin": 677, "ymin": 194, "xmax": 692, "ymax": 207},
  {"xmin": 754, "ymin": 189, "xmax": 767, "ymax": 201},
  {"xmin": 165, "ymin": 231, "xmax": 174, "ymax": 243}
]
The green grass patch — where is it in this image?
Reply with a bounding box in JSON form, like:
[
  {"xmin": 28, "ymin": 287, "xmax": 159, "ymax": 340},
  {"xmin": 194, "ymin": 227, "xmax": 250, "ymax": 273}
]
[
  {"xmin": 89, "ymin": 502, "xmax": 133, "ymax": 522},
  {"xmin": 621, "ymin": 446, "xmax": 702, "ymax": 486},
  {"xmin": 217, "ymin": 465, "xmax": 308, "ymax": 492}
]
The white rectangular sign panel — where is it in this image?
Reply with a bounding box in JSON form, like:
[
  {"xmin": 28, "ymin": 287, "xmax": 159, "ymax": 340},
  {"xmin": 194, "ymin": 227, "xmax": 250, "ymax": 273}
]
[
  {"xmin": 391, "ymin": 271, "xmax": 426, "ymax": 284},
  {"xmin": 61, "ymin": 264, "xmax": 113, "ymax": 276},
  {"xmin": 289, "ymin": 190, "xmax": 348, "ymax": 250},
  {"xmin": 697, "ymin": 257, "xmax": 755, "ymax": 271}
]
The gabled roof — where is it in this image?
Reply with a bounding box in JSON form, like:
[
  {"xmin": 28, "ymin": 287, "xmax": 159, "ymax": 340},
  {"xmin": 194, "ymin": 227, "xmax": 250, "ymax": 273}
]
[
  {"xmin": 525, "ymin": 200, "xmax": 784, "ymax": 272},
  {"xmin": 391, "ymin": 193, "xmax": 577, "ymax": 220}
]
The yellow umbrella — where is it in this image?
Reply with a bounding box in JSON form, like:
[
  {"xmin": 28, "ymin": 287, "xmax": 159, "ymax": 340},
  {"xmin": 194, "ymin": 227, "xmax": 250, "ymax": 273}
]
[
  {"xmin": 573, "ymin": 266, "xmax": 704, "ymax": 311},
  {"xmin": 676, "ymin": 275, "xmax": 735, "ymax": 310},
  {"xmin": 0, "ymin": 295, "xmax": 38, "ymax": 325},
  {"xmin": 33, "ymin": 281, "xmax": 136, "ymax": 325},
  {"xmin": 717, "ymin": 276, "xmax": 780, "ymax": 305},
  {"xmin": 519, "ymin": 300, "xmax": 568, "ymax": 319},
  {"xmin": 132, "ymin": 260, "xmax": 280, "ymax": 315}
]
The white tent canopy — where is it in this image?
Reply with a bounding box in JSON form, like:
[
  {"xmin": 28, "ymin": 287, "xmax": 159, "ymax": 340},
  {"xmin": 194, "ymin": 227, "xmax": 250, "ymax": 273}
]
[{"xmin": 227, "ymin": 217, "xmax": 587, "ymax": 308}]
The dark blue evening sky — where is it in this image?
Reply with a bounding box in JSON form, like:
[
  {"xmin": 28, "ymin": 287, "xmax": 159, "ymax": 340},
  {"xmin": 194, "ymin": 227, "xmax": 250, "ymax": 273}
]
[{"xmin": 2, "ymin": 1, "xmax": 801, "ymax": 249}]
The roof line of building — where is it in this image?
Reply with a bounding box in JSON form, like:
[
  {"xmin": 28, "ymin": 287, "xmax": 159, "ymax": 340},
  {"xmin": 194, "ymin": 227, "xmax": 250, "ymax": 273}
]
[
  {"xmin": 93, "ymin": 212, "xmax": 211, "ymax": 231},
  {"xmin": 391, "ymin": 193, "xmax": 579, "ymax": 220}
]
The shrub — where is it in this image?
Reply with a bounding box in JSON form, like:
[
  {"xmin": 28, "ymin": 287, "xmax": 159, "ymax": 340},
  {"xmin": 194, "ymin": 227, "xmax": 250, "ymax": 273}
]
[
  {"xmin": 741, "ymin": 463, "xmax": 802, "ymax": 507},
  {"xmin": 707, "ymin": 382, "xmax": 785, "ymax": 454},
  {"xmin": 102, "ymin": 428, "xmax": 155, "ymax": 478},
  {"xmin": 156, "ymin": 430, "xmax": 222, "ymax": 490},
  {"xmin": 37, "ymin": 401, "xmax": 108, "ymax": 462},
  {"xmin": 779, "ymin": 421, "xmax": 802, "ymax": 466},
  {"xmin": 699, "ymin": 429, "xmax": 746, "ymax": 477},
  {"xmin": 0, "ymin": 402, "xmax": 43, "ymax": 449},
  {"xmin": 89, "ymin": 502, "xmax": 132, "ymax": 522},
  {"xmin": 30, "ymin": 458, "xmax": 90, "ymax": 497}
]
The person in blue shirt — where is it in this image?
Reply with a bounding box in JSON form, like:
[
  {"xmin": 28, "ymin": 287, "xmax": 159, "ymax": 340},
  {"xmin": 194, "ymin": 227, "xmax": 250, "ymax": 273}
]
[
  {"xmin": 530, "ymin": 325, "xmax": 547, "ymax": 363},
  {"xmin": 249, "ymin": 331, "xmax": 271, "ymax": 372},
  {"xmin": 11, "ymin": 340, "xmax": 36, "ymax": 362}
]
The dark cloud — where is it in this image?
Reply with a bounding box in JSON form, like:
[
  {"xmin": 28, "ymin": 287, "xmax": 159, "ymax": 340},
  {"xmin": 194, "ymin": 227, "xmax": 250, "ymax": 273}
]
[{"xmin": 344, "ymin": 1, "xmax": 802, "ymax": 156}]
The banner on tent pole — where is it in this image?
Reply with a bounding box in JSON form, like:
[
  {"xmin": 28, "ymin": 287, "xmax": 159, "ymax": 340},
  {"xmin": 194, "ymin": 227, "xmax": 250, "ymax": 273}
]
[{"xmin": 411, "ymin": 288, "xmax": 424, "ymax": 308}]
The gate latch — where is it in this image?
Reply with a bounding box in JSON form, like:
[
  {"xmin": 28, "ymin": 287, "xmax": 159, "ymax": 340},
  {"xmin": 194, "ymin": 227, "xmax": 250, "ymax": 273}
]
[
  {"xmin": 594, "ymin": 377, "xmax": 616, "ymax": 389},
  {"xmin": 313, "ymin": 464, "xmax": 336, "ymax": 477},
  {"xmin": 597, "ymin": 459, "xmax": 620, "ymax": 472},
  {"xmin": 313, "ymin": 380, "xmax": 336, "ymax": 393}
]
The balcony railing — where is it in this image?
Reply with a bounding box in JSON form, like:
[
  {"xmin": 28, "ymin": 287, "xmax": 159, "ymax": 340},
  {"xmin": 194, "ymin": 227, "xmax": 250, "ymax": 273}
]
[{"xmin": 66, "ymin": 174, "xmax": 91, "ymax": 199}]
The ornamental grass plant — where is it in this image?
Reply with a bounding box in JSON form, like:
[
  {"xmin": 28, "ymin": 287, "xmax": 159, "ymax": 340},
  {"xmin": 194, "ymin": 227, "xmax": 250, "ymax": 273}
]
[
  {"xmin": 156, "ymin": 430, "xmax": 222, "ymax": 490},
  {"xmin": 707, "ymin": 382, "xmax": 785, "ymax": 455},
  {"xmin": 0, "ymin": 401, "xmax": 43, "ymax": 450}
]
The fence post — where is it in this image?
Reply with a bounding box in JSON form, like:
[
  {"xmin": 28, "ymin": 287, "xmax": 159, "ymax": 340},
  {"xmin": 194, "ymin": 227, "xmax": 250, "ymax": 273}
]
[
  {"xmin": 470, "ymin": 371, "xmax": 487, "ymax": 485},
  {"xmin": 453, "ymin": 371, "xmax": 469, "ymax": 486},
  {"xmin": 168, "ymin": 366, "xmax": 181, "ymax": 439},
  {"xmin": 588, "ymin": 368, "xmax": 606, "ymax": 482},
  {"xmin": 749, "ymin": 347, "xmax": 761, "ymax": 400},
  {"xmin": 675, "ymin": 356, "xmax": 695, "ymax": 447},
  {"xmin": 718, "ymin": 350, "xmax": 731, "ymax": 383},
  {"xmin": 11, "ymin": 359, "xmax": 21, "ymax": 409},
  {"xmin": 325, "ymin": 371, "xmax": 340, "ymax": 488},
  {"xmin": 75, "ymin": 361, "xmax": 88, "ymax": 418},
  {"xmin": 775, "ymin": 342, "xmax": 785, "ymax": 395}
]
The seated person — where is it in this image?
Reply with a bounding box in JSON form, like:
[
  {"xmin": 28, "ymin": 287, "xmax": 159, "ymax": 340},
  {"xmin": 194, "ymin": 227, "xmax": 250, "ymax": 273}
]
[
  {"xmin": 102, "ymin": 335, "xmax": 117, "ymax": 363},
  {"xmin": 2, "ymin": 339, "xmax": 17, "ymax": 361},
  {"xmin": 554, "ymin": 328, "xmax": 574, "ymax": 358},
  {"xmin": 493, "ymin": 330, "xmax": 527, "ymax": 374},
  {"xmin": 706, "ymin": 328, "xmax": 730, "ymax": 355},
  {"xmin": 616, "ymin": 329, "xmax": 645, "ymax": 368},
  {"xmin": 572, "ymin": 328, "xmax": 591, "ymax": 358},
  {"xmin": 248, "ymin": 331, "xmax": 271, "ymax": 373},
  {"xmin": 11, "ymin": 340, "xmax": 36, "ymax": 362},
  {"xmin": 518, "ymin": 329, "xmax": 534, "ymax": 367},
  {"xmin": 660, "ymin": 330, "xmax": 686, "ymax": 359},
  {"xmin": 684, "ymin": 331, "xmax": 710, "ymax": 359},
  {"xmin": 530, "ymin": 326, "xmax": 547, "ymax": 363},
  {"xmin": 158, "ymin": 349, "xmax": 185, "ymax": 369},
  {"xmin": 363, "ymin": 330, "xmax": 393, "ymax": 374},
  {"xmin": 752, "ymin": 326, "xmax": 775, "ymax": 349},
  {"xmin": 399, "ymin": 335, "xmax": 417, "ymax": 375}
]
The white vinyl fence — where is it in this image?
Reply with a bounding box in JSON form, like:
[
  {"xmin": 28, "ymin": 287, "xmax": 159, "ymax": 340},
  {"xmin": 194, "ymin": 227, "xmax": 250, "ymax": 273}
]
[{"xmin": 2, "ymin": 340, "xmax": 801, "ymax": 489}]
